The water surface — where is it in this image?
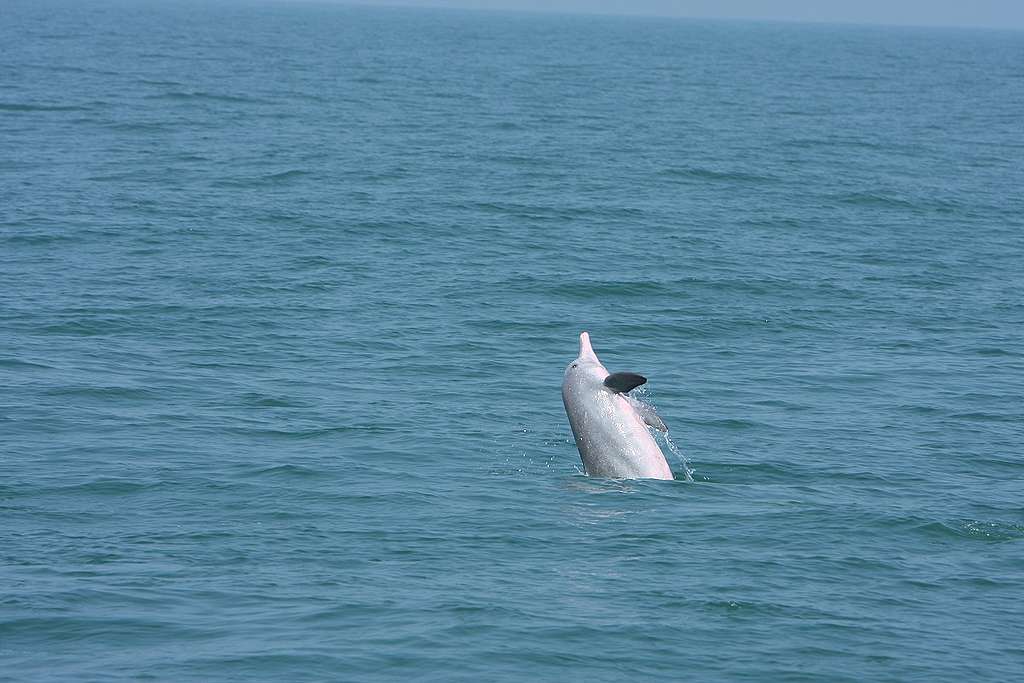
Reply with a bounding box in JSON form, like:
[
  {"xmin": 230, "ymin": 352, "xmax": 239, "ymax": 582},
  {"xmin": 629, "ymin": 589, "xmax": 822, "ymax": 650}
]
[{"xmin": 3, "ymin": 2, "xmax": 1023, "ymax": 680}]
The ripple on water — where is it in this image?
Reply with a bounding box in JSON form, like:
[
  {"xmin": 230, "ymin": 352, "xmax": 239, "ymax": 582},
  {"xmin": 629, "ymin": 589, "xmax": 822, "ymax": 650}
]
[{"xmin": 3, "ymin": 5, "xmax": 1024, "ymax": 682}]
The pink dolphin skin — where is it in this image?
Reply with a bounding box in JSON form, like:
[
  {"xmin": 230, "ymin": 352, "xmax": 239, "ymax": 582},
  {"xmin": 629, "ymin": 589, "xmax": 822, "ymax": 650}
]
[{"xmin": 561, "ymin": 332, "xmax": 674, "ymax": 480}]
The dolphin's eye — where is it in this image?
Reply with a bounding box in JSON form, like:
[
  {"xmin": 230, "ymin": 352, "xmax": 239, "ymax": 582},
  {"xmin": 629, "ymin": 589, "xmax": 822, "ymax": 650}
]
[{"xmin": 571, "ymin": 363, "xmax": 578, "ymax": 369}]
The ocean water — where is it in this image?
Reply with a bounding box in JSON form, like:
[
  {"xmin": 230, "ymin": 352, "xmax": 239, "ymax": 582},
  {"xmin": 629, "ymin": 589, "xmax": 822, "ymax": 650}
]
[{"xmin": 3, "ymin": 1, "xmax": 1024, "ymax": 680}]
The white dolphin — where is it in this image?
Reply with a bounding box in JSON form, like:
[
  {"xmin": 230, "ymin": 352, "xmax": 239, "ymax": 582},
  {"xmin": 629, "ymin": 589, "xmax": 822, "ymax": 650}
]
[{"xmin": 561, "ymin": 332, "xmax": 674, "ymax": 480}]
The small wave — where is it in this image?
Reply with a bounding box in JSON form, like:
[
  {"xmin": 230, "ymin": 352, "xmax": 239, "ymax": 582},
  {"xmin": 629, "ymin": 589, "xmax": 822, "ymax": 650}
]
[
  {"xmin": 37, "ymin": 319, "xmax": 132, "ymax": 336},
  {"xmin": 212, "ymin": 169, "xmax": 310, "ymax": 187},
  {"xmin": 228, "ymin": 425, "xmax": 390, "ymax": 439},
  {"xmin": 659, "ymin": 166, "xmax": 778, "ymax": 184},
  {"xmin": 949, "ymin": 411, "xmax": 1018, "ymax": 423},
  {"xmin": 239, "ymin": 392, "xmax": 307, "ymax": 408},
  {"xmin": 824, "ymin": 73, "xmax": 878, "ymax": 82},
  {"xmin": 137, "ymin": 78, "xmax": 185, "ymax": 87},
  {"xmin": 263, "ymin": 169, "xmax": 308, "ymax": 182},
  {"xmin": 834, "ymin": 191, "xmax": 916, "ymax": 209},
  {"xmin": 0, "ymin": 357, "xmax": 55, "ymax": 370},
  {"xmin": 481, "ymin": 153, "xmax": 543, "ymax": 166},
  {"xmin": 696, "ymin": 461, "xmax": 802, "ymax": 484},
  {"xmin": 55, "ymin": 479, "xmax": 158, "ymax": 496},
  {"xmin": 974, "ymin": 347, "xmax": 1023, "ymax": 358},
  {"xmin": 780, "ymin": 137, "xmax": 831, "ymax": 149},
  {"xmin": 750, "ymin": 398, "xmax": 812, "ymax": 411},
  {"xmin": 291, "ymin": 254, "xmax": 333, "ymax": 267},
  {"xmin": 697, "ymin": 599, "xmax": 813, "ymax": 618},
  {"xmin": 696, "ymin": 417, "xmax": 764, "ymax": 430},
  {"xmin": 466, "ymin": 200, "xmax": 644, "ymax": 221},
  {"xmin": 44, "ymin": 385, "xmax": 158, "ymax": 400},
  {"xmin": 146, "ymin": 91, "xmax": 268, "ymax": 105},
  {"xmin": 246, "ymin": 464, "xmax": 324, "ymax": 479},
  {"xmin": 914, "ymin": 519, "xmax": 1024, "ymax": 542},
  {"xmin": 0, "ymin": 102, "xmax": 89, "ymax": 112},
  {"xmin": 838, "ymin": 191, "xmax": 964, "ymax": 214},
  {"xmin": 85, "ymin": 172, "xmax": 138, "ymax": 182},
  {"xmin": 0, "ymin": 615, "xmax": 197, "ymax": 644},
  {"xmin": 107, "ymin": 121, "xmax": 174, "ymax": 133},
  {"xmin": 543, "ymin": 279, "xmax": 676, "ymax": 300}
]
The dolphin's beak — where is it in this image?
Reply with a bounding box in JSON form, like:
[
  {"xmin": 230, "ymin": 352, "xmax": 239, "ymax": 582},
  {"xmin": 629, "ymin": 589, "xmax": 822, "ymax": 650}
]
[{"xmin": 578, "ymin": 331, "xmax": 600, "ymax": 363}]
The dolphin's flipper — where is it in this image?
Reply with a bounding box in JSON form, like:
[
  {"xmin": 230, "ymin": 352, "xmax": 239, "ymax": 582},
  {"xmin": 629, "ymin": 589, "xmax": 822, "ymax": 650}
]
[
  {"xmin": 628, "ymin": 396, "xmax": 668, "ymax": 432},
  {"xmin": 604, "ymin": 372, "xmax": 647, "ymax": 393}
]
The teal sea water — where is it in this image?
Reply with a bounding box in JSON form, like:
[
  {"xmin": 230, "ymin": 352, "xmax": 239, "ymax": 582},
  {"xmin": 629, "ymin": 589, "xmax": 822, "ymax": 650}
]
[{"xmin": 3, "ymin": 1, "xmax": 1024, "ymax": 680}]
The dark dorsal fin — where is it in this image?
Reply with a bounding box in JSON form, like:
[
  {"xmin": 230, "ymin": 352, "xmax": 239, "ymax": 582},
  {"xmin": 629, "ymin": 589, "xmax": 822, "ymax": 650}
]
[{"xmin": 604, "ymin": 372, "xmax": 647, "ymax": 394}]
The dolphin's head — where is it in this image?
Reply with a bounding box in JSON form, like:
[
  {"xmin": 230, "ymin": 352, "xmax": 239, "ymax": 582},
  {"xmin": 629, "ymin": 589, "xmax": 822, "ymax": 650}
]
[{"xmin": 563, "ymin": 331, "xmax": 608, "ymax": 388}]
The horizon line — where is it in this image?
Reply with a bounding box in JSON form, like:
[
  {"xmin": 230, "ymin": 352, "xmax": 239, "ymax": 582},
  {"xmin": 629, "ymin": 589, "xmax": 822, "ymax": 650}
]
[{"xmin": 308, "ymin": 0, "xmax": 1024, "ymax": 32}]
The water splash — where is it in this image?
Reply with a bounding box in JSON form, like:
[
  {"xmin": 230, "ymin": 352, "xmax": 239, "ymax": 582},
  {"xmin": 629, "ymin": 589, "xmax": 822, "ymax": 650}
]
[
  {"xmin": 633, "ymin": 387, "xmax": 694, "ymax": 482},
  {"xmin": 664, "ymin": 431, "xmax": 695, "ymax": 482}
]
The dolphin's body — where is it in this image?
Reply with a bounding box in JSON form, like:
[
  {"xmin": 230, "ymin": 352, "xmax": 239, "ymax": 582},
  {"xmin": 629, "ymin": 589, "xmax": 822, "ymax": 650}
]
[{"xmin": 561, "ymin": 332, "xmax": 674, "ymax": 480}]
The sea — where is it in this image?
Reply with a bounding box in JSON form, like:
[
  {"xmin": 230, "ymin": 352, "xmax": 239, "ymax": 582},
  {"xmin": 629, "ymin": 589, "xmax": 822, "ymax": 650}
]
[{"xmin": 2, "ymin": 1, "xmax": 1023, "ymax": 680}]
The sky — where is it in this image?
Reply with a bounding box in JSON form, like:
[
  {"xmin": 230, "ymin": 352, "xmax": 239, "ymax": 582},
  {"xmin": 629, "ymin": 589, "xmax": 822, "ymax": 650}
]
[{"xmin": 346, "ymin": 0, "xmax": 1024, "ymax": 29}]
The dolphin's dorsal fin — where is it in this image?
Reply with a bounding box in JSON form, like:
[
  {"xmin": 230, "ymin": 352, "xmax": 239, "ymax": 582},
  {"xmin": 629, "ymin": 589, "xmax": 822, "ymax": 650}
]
[
  {"xmin": 604, "ymin": 372, "xmax": 647, "ymax": 393},
  {"xmin": 627, "ymin": 396, "xmax": 668, "ymax": 432}
]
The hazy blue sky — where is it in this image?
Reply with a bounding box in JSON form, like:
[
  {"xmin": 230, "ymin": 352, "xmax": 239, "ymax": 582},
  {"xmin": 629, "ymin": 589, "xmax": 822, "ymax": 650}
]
[{"xmin": 348, "ymin": 0, "xmax": 1024, "ymax": 29}]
